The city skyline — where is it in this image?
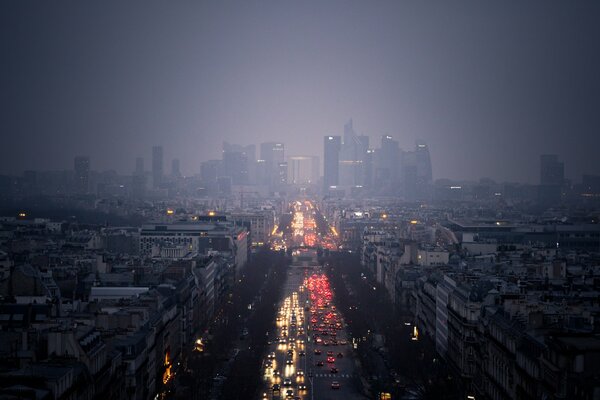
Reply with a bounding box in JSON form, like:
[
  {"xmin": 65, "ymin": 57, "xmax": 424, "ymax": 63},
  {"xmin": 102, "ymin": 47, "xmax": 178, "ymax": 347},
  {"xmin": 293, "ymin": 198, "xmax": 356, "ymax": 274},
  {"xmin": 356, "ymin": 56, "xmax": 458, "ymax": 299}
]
[{"xmin": 2, "ymin": 1, "xmax": 600, "ymax": 182}]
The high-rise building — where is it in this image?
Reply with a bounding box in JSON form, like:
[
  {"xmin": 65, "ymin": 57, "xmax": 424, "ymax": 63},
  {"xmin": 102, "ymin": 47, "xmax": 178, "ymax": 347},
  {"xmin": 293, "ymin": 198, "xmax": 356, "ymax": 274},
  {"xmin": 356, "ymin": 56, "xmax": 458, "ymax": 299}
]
[
  {"xmin": 152, "ymin": 146, "xmax": 163, "ymax": 188},
  {"xmin": 222, "ymin": 142, "xmax": 255, "ymax": 185},
  {"xmin": 260, "ymin": 142, "xmax": 284, "ymax": 187},
  {"xmin": 337, "ymin": 120, "xmax": 370, "ymax": 188},
  {"xmin": 132, "ymin": 156, "xmax": 147, "ymax": 198},
  {"xmin": 323, "ymin": 135, "xmax": 341, "ymax": 191},
  {"xmin": 277, "ymin": 162, "xmax": 288, "ymax": 186},
  {"xmin": 539, "ymin": 154, "xmax": 564, "ymax": 205},
  {"xmin": 415, "ymin": 141, "xmax": 433, "ymax": 185},
  {"xmin": 288, "ymin": 156, "xmax": 315, "ymax": 185},
  {"xmin": 375, "ymin": 135, "xmax": 399, "ymax": 189},
  {"xmin": 540, "ymin": 154, "xmax": 564, "ymax": 186},
  {"xmin": 172, "ymin": 158, "xmax": 181, "ymax": 178},
  {"xmin": 135, "ymin": 157, "xmax": 144, "ymax": 175},
  {"xmin": 74, "ymin": 156, "xmax": 90, "ymax": 194},
  {"xmin": 201, "ymin": 159, "xmax": 221, "ymax": 183}
]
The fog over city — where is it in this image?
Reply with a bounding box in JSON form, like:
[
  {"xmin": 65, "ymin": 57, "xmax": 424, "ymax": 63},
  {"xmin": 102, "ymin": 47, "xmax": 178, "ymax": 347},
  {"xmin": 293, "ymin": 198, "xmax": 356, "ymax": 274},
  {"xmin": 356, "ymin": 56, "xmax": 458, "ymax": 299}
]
[
  {"xmin": 2, "ymin": 1, "xmax": 600, "ymax": 182},
  {"xmin": 2, "ymin": 3, "xmax": 600, "ymax": 400}
]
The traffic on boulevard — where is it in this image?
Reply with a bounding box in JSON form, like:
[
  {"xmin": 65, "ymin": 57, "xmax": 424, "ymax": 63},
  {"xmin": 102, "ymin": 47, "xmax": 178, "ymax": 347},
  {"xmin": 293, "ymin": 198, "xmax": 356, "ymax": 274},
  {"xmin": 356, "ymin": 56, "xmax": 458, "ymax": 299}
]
[{"xmin": 260, "ymin": 268, "xmax": 364, "ymax": 400}]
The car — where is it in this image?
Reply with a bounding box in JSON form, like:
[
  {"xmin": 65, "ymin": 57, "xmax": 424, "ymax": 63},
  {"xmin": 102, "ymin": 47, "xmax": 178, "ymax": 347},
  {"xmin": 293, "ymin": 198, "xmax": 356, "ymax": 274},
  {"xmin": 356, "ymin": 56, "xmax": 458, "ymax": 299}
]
[
  {"xmin": 331, "ymin": 381, "xmax": 341, "ymax": 389},
  {"xmin": 272, "ymin": 384, "xmax": 281, "ymax": 393},
  {"xmin": 316, "ymin": 361, "xmax": 324, "ymax": 367},
  {"xmin": 327, "ymin": 351, "xmax": 334, "ymax": 356},
  {"xmin": 314, "ymin": 349, "xmax": 322, "ymax": 355},
  {"xmin": 327, "ymin": 356, "xmax": 335, "ymax": 363},
  {"xmin": 298, "ymin": 384, "xmax": 307, "ymax": 391},
  {"xmin": 296, "ymin": 370, "xmax": 304, "ymax": 377},
  {"xmin": 268, "ymin": 352, "xmax": 276, "ymax": 359},
  {"xmin": 283, "ymin": 379, "xmax": 292, "ymax": 386},
  {"xmin": 340, "ymin": 339, "xmax": 348, "ymax": 345},
  {"xmin": 273, "ymin": 370, "xmax": 281, "ymax": 377},
  {"xmin": 286, "ymin": 359, "xmax": 293, "ymax": 365},
  {"xmin": 337, "ymin": 352, "xmax": 344, "ymax": 358},
  {"xmin": 299, "ymin": 351, "xmax": 305, "ymax": 357},
  {"xmin": 286, "ymin": 389, "xmax": 294, "ymax": 397},
  {"xmin": 330, "ymin": 367, "xmax": 338, "ymax": 373}
]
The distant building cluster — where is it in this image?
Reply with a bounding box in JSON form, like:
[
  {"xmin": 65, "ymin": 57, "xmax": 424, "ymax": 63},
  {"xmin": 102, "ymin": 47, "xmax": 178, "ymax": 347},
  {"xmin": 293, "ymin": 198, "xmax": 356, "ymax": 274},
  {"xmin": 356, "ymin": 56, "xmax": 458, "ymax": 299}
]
[{"xmin": 323, "ymin": 120, "xmax": 433, "ymax": 200}]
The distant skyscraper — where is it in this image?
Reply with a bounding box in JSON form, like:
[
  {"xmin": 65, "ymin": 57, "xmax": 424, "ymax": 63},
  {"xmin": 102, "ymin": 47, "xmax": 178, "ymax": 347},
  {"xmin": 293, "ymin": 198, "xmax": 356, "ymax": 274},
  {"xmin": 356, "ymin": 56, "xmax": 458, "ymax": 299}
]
[
  {"xmin": 415, "ymin": 141, "xmax": 433, "ymax": 184},
  {"xmin": 277, "ymin": 162, "xmax": 288, "ymax": 186},
  {"xmin": 222, "ymin": 142, "xmax": 255, "ymax": 185},
  {"xmin": 260, "ymin": 142, "xmax": 285, "ymax": 187},
  {"xmin": 400, "ymin": 141, "xmax": 433, "ymax": 201},
  {"xmin": 152, "ymin": 146, "xmax": 163, "ymax": 188},
  {"xmin": 540, "ymin": 154, "xmax": 564, "ymax": 186},
  {"xmin": 201, "ymin": 159, "xmax": 221, "ymax": 184},
  {"xmin": 171, "ymin": 158, "xmax": 181, "ymax": 178},
  {"xmin": 323, "ymin": 135, "xmax": 341, "ymax": 191},
  {"xmin": 539, "ymin": 154, "xmax": 564, "ymax": 205},
  {"xmin": 74, "ymin": 156, "xmax": 90, "ymax": 194},
  {"xmin": 288, "ymin": 156, "xmax": 316, "ymax": 185},
  {"xmin": 132, "ymin": 156, "xmax": 147, "ymax": 198},
  {"xmin": 375, "ymin": 135, "xmax": 399, "ymax": 188},
  {"xmin": 135, "ymin": 157, "xmax": 144, "ymax": 175}
]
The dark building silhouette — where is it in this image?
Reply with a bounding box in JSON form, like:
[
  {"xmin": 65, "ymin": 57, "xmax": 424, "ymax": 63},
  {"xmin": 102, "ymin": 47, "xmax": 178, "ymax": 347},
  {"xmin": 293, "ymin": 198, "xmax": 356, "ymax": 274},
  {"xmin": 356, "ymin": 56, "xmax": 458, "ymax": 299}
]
[
  {"xmin": 222, "ymin": 142, "xmax": 255, "ymax": 185},
  {"xmin": 74, "ymin": 156, "xmax": 90, "ymax": 194},
  {"xmin": 260, "ymin": 142, "xmax": 284, "ymax": 187},
  {"xmin": 539, "ymin": 154, "xmax": 565, "ymax": 205},
  {"xmin": 323, "ymin": 135, "xmax": 341, "ymax": 191},
  {"xmin": 171, "ymin": 158, "xmax": 181, "ymax": 178},
  {"xmin": 152, "ymin": 146, "xmax": 163, "ymax": 188},
  {"xmin": 135, "ymin": 157, "xmax": 144, "ymax": 175},
  {"xmin": 375, "ymin": 135, "xmax": 399, "ymax": 190}
]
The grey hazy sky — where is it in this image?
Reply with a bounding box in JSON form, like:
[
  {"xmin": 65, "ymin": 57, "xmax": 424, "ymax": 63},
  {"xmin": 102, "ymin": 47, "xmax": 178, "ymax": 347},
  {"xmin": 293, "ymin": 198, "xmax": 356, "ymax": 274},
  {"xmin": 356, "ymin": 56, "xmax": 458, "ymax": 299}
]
[{"xmin": 1, "ymin": 1, "xmax": 599, "ymax": 183}]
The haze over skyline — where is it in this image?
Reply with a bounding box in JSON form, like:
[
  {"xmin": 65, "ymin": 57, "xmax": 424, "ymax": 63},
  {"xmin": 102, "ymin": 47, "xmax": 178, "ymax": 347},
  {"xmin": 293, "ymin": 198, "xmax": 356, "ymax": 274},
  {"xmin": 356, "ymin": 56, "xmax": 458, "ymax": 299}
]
[{"xmin": 1, "ymin": 1, "xmax": 599, "ymax": 183}]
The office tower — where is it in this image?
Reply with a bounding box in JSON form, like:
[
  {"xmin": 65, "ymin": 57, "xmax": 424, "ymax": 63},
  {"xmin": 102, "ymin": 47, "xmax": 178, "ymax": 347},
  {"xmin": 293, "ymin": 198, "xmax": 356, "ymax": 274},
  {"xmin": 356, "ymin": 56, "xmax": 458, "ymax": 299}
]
[
  {"xmin": 375, "ymin": 135, "xmax": 399, "ymax": 188},
  {"xmin": 201, "ymin": 160, "xmax": 220, "ymax": 183},
  {"xmin": 255, "ymin": 159, "xmax": 267, "ymax": 186},
  {"xmin": 172, "ymin": 158, "xmax": 181, "ymax": 178},
  {"xmin": 222, "ymin": 142, "xmax": 255, "ymax": 185},
  {"xmin": 152, "ymin": 146, "xmax": 163, "ymax": 188},
  {"xmin": 277, "ymin": 162, "xmax": 288, "ymax": 186},
  {"xmin": 364, "ymin": 149, "xmax": 374, "ymax": 187},
  {"xmin": 288, "ymin": 156, "xmax": 315, "ymax": 185},
  {"xmin": 540, "ymin": 154, "xmax": 564, "ymax": 186},
  {"xmin": 414, "ymin": 141, "xmax": 433, "ymax": 201},
  {"xmin": 415, "ymin": 141, "xmax": 433, "ymax": 185},
  {"xmin": 539, "ymin": 154, "xmax": 564, "ymax": 205},
  {"xmin": 401, "ymin": 150, "xmax": 418, "ymax": 200},
  {"xmin": 323, "ymin": 135, "xmax": 341, "ymax": 191},
  {"xmin": 135, "ymin": 157, "xmax": 144, "ymax": 175},
  {"xmin": 356, "ymin": 135, "xmax": 370, "ymax": 186},
  {"xmin": 74, "ymin": 156, "xmax": 90, "ymax": 194},
  {"xmin": 260, "ymin": 142, "xmax": 285, "ymax": 187}
]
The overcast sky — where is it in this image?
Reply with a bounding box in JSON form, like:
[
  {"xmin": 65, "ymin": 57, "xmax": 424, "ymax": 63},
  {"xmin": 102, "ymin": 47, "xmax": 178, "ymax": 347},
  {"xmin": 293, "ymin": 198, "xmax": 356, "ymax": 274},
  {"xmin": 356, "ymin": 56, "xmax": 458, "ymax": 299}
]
[{"xmin": 1, "ymin": 1, "xmax": 599, "ymax": 183}]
